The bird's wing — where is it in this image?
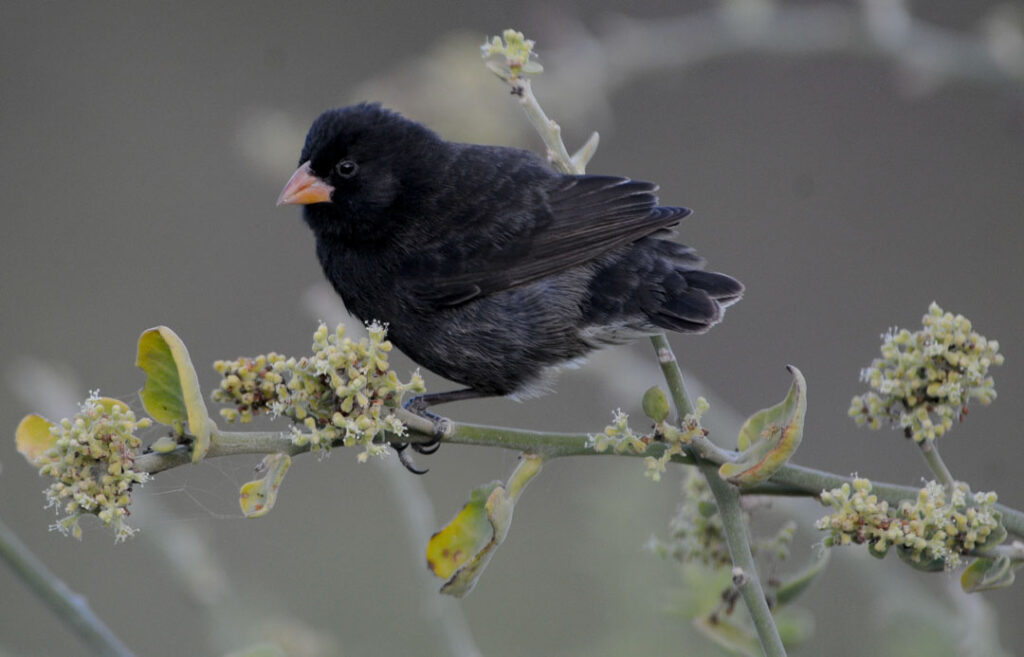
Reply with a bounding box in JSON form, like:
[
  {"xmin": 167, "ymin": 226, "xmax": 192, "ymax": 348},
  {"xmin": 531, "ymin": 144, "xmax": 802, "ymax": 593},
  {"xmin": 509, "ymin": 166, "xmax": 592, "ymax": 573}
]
[{"xmin": 407, "ymin": 175, "xmax": 690, "ymax": 308}]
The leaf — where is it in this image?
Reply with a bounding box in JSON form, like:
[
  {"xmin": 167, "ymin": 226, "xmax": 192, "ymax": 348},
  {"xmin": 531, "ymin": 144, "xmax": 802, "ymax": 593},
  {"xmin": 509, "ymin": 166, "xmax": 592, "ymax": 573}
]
[
  {"xmin": 775, "ymin": 546, "xmax": 829, "ymax": 606},
  {"xmin": 719, "ymin": 365, "xmax": 806, "ymax": 486},
  {"xmin": 430, "ymin": 482, "xmax": 513, "ymax": 598},
  {"xmin": 239, "ymin": 453, "xmax": 292, "ymax": 518},
  {"xmin": 15, "ymin": 414, "xmax": 57, "ymax": 466},
  {"xmin": 428, "ymin": 455, "xmax": 543, "ymax": 596},
  {"xmin": 895, "ymin": 545, "xmax": 947, "ymax": 572},
  {"xmin": 961, "ymin": 555, "xmax": 1017, "ymax": 592},
  {"xmin": 570, "ymin": 131, "xmax": 600, "ymax": 174},
  {"xmin": 136, "ymin": 326, "xmax": 214, "ymax": 462}
]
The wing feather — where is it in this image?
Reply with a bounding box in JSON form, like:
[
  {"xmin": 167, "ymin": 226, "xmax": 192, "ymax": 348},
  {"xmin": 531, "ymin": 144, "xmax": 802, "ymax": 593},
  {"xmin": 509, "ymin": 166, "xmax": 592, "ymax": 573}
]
[{"xmin": 408, "ymin": 175, "xmax": 690, "ymax": 308}]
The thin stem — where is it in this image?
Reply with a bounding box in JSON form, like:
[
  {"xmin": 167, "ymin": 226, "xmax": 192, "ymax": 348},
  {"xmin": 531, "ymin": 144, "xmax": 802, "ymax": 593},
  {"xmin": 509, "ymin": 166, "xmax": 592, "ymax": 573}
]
[
  {"xmin": 513, "ymin": 78, "xmax": 578, "ymax": 173},
  {"xmin": 0, "ymin": 515, "xmax": 135, "ymax": 657},
  {"xmin": 653, "ymin": 340, "xmax": 786, "ymax": 655},
  {"xmin": 697, "ymin": 460, "xmax": 787, "ymax": 657},
  {"xmin": 649, "ymin": 334, "xmax": 694, "ymax": 419},
  {"xmin": 919, "ymin": 440, "xmax": 956, "ymax": 490},
  {"xmin": 129, "ymin": 417, "xmax": 1024, "ymax": 539}
]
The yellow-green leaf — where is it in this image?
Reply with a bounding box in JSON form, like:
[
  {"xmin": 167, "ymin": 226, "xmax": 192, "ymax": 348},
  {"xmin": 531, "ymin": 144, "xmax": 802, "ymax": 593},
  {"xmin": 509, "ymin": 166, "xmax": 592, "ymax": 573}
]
[
  {"xmin": 15, "ymin": 414, "xmax": 57, "ymax": 466},
  {"xmin": 428, "ymin": 455, "xmax": 543, "ymax": 597},
  {"xmin": 719, "ymin": 365, "xmax": 806, "ymax": 486},
  {"xmin": 427, "ymin": 481, "xmax": 499, "ymax": 580},
  {"xmin": 438, "ymin": 484, "xmax": 515, "ymax": 597},
  {"xmin": 136, "ymin": 326, "xmax": 214, "ymax": 462},
  {"xmin": 239, "ymin": 454, "xmax": 291, "ymax": 518},
  {"xmin": 961, "ymin": 555, "xmax": 1016, "ymax": 592}
]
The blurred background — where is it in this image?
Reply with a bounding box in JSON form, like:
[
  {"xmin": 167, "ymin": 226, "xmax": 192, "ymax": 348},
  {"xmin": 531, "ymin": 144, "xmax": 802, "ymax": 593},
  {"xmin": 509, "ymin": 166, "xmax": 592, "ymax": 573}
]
[{"xmin": 2, "ymin": 1, "xmax": 1022, "ymax": 655}]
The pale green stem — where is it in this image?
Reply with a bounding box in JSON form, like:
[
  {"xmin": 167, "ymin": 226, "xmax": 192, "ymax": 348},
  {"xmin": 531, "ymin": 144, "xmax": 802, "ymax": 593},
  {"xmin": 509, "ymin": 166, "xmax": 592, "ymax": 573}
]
[
  {"xmin": 505, "ymin": 454, "xmax": 545, "ymax": 502},
  {"xmin": 651, "ymin": 336, "xmax": 786, "ymax": 656},
  {"xmin": 697, "ymin": 460, "xmax": 787, "ymax": 657},
  {"xmin": 919, "ymin": 439, "xmax": 956, "ymax": 490},
  {"xmin": 511, "ymin": 78, "xmax": 578, "ymax": 173},
  {"xmin": 130, "ymin": 417, "xmax": 1024, "ymax": 539},
  {"xmin": 648, "ymin": 334, "xmax": 694, "ymax": 419},
  {"xmin": 0, "ymin": 515, "xmax": 135, "ymax": 657}
]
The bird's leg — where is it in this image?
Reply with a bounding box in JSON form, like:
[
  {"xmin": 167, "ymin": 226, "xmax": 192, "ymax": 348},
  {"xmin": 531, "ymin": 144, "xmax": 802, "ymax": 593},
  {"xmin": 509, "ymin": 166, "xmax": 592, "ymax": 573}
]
[{"xmin": 393, "ymin": 388, "xmax": 492, "ymax": 474}]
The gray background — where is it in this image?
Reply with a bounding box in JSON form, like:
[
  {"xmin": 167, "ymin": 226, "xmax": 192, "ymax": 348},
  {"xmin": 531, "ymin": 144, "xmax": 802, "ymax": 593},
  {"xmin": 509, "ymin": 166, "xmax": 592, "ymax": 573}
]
[{"xmin": 2, "ymin": 2, "xmax": 1022, "ymax": 656}]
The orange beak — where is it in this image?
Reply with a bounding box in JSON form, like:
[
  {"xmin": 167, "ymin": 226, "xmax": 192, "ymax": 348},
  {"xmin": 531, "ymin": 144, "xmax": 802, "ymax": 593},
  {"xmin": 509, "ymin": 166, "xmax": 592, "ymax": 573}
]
[{"xmin": 277, "ymin": 161, "xmax": 334, "ymax": 206}]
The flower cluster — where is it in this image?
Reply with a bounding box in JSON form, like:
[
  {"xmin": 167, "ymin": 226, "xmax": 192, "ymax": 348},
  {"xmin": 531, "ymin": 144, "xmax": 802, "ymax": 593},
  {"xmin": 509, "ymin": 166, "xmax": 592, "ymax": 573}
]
[
  {"xmin": 650, "ymin": 470, "xmax": 796, "ymax": 569},
  {"xmin": 649, "ymin": 470, "xmax": 732, "ymax": 568},
  {"xmin": 849, "ymin": 302, "xmax": 1003, "ymax": 442},
  {"xmin": 35, "ymin": 395, "xmax": 151, "ymax": 541},
  {"xmin": 481, "ymin": 29, "xmax": 543, "ymax": 83},
  {"xmin": 587, "ymin": 409, "xmax": 649, "ymax": 454},
  {"xmin": 588, "ymin": 397, "xmax": 709, "ymax": 481},
  {"xmin": 816, "ymin": 478, "xmax": 1003, "ymax": 570},
  {"xmin": 212, "ymin": 322, "xmax": 424, "ymax": 460}
]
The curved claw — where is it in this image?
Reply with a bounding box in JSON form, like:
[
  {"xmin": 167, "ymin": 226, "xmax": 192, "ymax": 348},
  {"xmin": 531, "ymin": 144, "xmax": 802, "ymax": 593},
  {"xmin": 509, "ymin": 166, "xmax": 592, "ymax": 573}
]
[
  {"xmin": 395, "ymin": 444, "xmax": 429, "ymax": 475},
  {"xmin": 414, "ymin": 438, "xmax": 442, "ymax": 455}
]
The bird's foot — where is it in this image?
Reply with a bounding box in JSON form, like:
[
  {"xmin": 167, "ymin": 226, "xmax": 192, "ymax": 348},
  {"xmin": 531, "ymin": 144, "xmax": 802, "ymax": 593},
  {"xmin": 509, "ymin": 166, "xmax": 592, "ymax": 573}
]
[
  {"xmin": 392, "ymin": 388, "xmax": 487, "ymax": 474},
  {"xmin": 392, "ymin": 442, "xmax": 429, "ymax": 475},
  {"xmin": 391, "ymin": 396, "xmax": 452, "ymax": 474}
]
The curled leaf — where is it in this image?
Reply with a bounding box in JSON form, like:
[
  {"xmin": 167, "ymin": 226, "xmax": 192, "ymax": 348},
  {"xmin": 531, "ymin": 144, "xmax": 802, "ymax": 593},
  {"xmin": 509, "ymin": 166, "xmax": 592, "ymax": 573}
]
[
  {"xmin": 961, "ymin": 555, "xmax": 1017, "ymax": 592},
  {"xmin": 719, "ymin": 365, "xmax": 806, "ymax": 486},
  {"xmin": 427, "ymin": 454, "xmax": 543, "ymax": 596},
  {"xmin": 239, "ymin": 454, "xmax": 291, "ymax": 518},
  {"xmin": 136, "ymin": 326, "xmax": 215, "ymax": 462}
]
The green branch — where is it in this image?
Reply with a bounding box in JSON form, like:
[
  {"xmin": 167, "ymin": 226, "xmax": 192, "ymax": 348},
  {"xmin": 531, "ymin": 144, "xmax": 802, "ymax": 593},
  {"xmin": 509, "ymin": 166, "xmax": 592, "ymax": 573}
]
[
  {"xmin": 132, "ymin": 392, "xmax": 1024, "ymax": 542},
  {"xmin": 649, "ymin": 334, "xmax": 785, "ymax": 655},
  {"xmin": 919, "ymin": 440, "xmax": 957, "ymax": 490},
  {"xmin": 0, "ymin": 516, "xmax": 135, "ymax": 657}
]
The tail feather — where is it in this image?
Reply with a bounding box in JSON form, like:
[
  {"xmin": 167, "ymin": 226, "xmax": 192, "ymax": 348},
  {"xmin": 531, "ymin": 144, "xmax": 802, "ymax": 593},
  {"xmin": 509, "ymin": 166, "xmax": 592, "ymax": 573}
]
[{"xmin": 583, "ymin": 237, "xmax": 744, "ymax": 338}]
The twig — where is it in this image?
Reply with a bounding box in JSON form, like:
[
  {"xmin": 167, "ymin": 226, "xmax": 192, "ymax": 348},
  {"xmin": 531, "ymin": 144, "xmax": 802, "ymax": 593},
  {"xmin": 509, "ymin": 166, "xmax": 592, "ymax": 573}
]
[
  {"xmin": 0, "ymin": 516, "xmax": 135, "ymax": 657},
  {"xmin": 919, "ymin": 440, "xmax": 957, "ymax": 491}
]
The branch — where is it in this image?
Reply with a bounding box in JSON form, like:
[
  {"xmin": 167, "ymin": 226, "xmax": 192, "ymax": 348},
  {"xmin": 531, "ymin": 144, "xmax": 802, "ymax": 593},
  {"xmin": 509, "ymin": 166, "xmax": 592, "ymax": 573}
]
[
  {"xmin": 0, "ymin": 516, "xmax": 134, "ymax": 657},
  {"xmin": 590, "ymin": 2, "xmax": 1024, "ymax": 95}
]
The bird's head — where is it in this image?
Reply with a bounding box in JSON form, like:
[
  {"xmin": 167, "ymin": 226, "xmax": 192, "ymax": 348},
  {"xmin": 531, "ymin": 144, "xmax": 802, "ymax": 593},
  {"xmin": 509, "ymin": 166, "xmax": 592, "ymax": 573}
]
[{"xmin": 277, "ymin": 103, "xmax": 440, "ymax": 243}]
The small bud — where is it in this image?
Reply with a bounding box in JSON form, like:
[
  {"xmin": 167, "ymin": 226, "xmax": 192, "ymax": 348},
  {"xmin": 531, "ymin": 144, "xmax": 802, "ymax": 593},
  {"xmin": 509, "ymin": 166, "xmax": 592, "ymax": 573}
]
[{"xmin": 642, "ymin": 386, "xmax": 671, "ymax": 423}]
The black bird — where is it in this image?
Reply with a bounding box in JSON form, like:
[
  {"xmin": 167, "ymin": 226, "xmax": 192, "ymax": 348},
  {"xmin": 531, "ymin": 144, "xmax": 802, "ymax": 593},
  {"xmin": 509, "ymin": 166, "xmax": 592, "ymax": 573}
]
[{"xmin": 279, "ymin": 103, "xmax": 742, "ymax": 468}]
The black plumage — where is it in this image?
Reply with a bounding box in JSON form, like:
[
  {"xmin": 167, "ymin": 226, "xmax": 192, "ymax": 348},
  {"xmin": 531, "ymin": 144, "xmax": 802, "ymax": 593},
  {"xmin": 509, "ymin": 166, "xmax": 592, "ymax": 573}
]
[{"xmin": 279, "ymin": 103, "xmax": 742, "ymax": 403}]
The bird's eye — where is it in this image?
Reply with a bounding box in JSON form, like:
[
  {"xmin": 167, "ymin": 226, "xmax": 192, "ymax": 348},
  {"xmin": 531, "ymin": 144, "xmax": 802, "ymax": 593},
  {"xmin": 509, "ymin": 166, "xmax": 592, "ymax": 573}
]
[{"xmin": 334, "ymin": 160, "xmax": 358, "ymax": 178}]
